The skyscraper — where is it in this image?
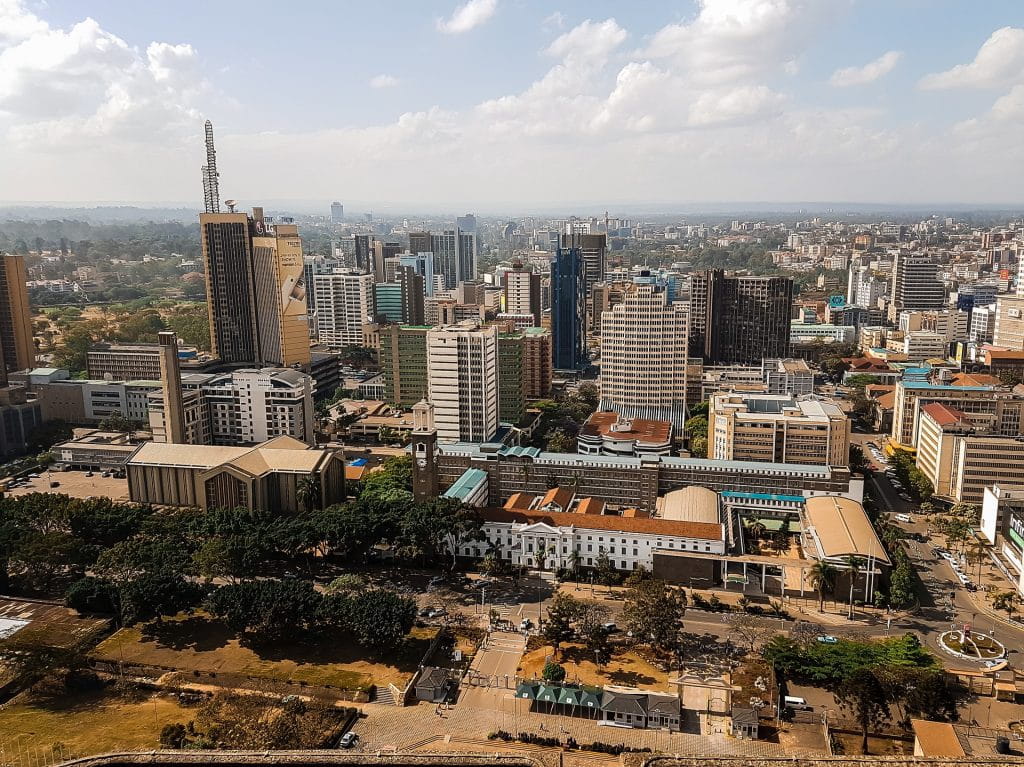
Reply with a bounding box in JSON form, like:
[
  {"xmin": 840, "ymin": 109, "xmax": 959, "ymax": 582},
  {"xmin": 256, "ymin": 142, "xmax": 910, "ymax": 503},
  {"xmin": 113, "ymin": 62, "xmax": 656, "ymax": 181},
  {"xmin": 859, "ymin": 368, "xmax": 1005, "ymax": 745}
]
[
  {"xmin": 688, "ymin": 270, "xmax": 792, "ymax": 365},
  {"xmin": 201, "ymin": 211, "xmax": 260, "ymax": 365},
  {"xmin": 313, "ymin": 270, "xmax": 374, "ymax": 348},
  {"xmin": 550, "ymin": 239, "xmax": 587, "ymax": 371},
  {"xmin": 251, "ymin": 219, "xmax": 311, "ymax": 367},
  {"xmin": 0, "ymin": 254, "xmax": 35, "ymax": 379},
  {"xmin": 353, "ymin": 234, "xmax": 374, "ymax": 273},
  {"xmin": 561, "ymin": 233, "xmax": 606, "ymax": 300},
  {"xmin": 330, "ymin": 201, "xmax": 344, "ymax": 223},
  {"xmin": 397, "ymin": 265, "xmax": 425, "ymax": 325},
  {"xmin": 600, "ymin": 284, "xmax": 689, "ymax": 427},
  {"xmin": 890, "ymin": 253, "xmax": 945, "ymax": 315},
  {"xmin": 430, "ymin": 229, "xmax": 476, "ymax": 290},
  {"xmin": 504, "ymin": 261, "xmax": 541, "ymax": 325},
  {"xmin": 427, "ymin": 322, "xmax": 499, "ymax": 443}
]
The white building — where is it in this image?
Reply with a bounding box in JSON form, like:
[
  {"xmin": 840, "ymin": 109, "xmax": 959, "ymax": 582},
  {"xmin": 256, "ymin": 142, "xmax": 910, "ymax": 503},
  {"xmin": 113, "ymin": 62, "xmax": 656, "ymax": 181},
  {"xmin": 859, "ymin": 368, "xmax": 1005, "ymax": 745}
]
[
  {"xmin": 789, "ymin": 324, "xmax": 856, "ymax": 344},
  {"xmin": 902, "ymin": 331, "xmax": 949, "ymax": 361},
  {"xmin": 600, "ymin": 284, "xmax": 689, "ymax": 428},
  {"xmin": 427, "ymin": 321, "xmax": 499, "ymax": 443},
  {"xmin": 313, "ymin": 270, "xmax": 375, "ymax": 348}
]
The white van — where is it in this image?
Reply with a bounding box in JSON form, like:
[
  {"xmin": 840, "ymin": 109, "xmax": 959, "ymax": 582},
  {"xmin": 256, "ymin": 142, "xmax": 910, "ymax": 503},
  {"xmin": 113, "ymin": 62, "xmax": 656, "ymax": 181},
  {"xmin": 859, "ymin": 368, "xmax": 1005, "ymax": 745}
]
[{"xmin": 783, "ymin": 695, "xmax": 809, "ymax": 709}]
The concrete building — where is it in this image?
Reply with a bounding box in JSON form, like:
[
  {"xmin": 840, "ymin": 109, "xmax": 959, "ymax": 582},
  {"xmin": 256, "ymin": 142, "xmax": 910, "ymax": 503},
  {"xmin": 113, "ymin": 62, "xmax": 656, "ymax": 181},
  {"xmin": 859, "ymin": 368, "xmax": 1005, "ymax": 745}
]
[
  {"xmin": 890, "ymin": 380, "xmax": 1024, "ymax": 447},
  {"xmin": 561, "ymin": 232, "xmax": 606, "ymax": 303},
  {"xmin": 426, "ymin": 322, "xmax": 499, "ymax": 443},
  {"xmin": 498, "ymin": 332, "xmax": 526, "ymax": 424},
  {"xmin": 994, "ymin": 295, "xmax": 1024, "ymax": 350},
  {"xmin": 313, "ymin": 270, "xmax": 374, "ymax": 348},
  {"xmin": 577, "ymin": 411, "xmax": 673, "ymax": 457},
  {"xmin": 521, "ymin": 327, "xmax": 552, "ymax": 398},
  {"xmin": 600, "ymin": 284, "xmax": 689, "ymax": 427},
  {"xmin": 157, "ymin": 331, "xmax": 186, "ymax": 444},
  {"xmin": 0, "ymin": 254, "xmax": 35, "ymax": 378},
  {"xmin": 87, "ymin": 344, "xmax": 165, "ymax": 381},
  {"xmin": 379, "ymin": 325, "xmax": 430, "ymax": 407},
  {"xmin": 801, "ymin": 496, "xmax": 890, "ymax": 599},
  {"xmin": 710, "ymin": 392, "xmax": 850, "ymax": 467},
  {"xmin": 889, "ymin": 252, "xmax": 945, "ymax": 318},
  {"xmin": 688, "ymin": 270, "xmax": 792, "ymax": 365},
  {"xmin": 903, "ymin": 331, "xmax": 949, "ymax": 361},
  {"xmin": 761, "ymin": 359, "xmax": 814, "ymax": 396},
  {"xmin": 430, "ymin": 229, "xmax": 475, "ymax": 291},
  {"xmin": 127, "ymin": 436, "xmax": 345, "ymax": 512},
  {"xmin": 504, "ymin": 262, "xmax": 541, "ymax": 325}
]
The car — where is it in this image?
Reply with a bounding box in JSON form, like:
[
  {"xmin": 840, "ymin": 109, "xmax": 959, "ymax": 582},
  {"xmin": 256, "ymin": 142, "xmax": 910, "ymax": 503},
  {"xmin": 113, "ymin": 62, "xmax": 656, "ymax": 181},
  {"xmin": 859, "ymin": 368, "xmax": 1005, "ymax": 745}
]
[
  {"xmin": 519, "ymin": 618, "xmax": 533, "ymax": 631},
  {"xmin": 966, "ymin": 583, "xmax": 979, "ymax": 592},
  {"xmin": 867, "ymin": 442, "xmax": 878, "ymax": 449},
  {"xmin": 899, "ymin": 493, "xmax": 913, "ymax": 502},
  {"xmin": 84, "ymin": 471, "xmax": 93, "ymax": 477},
  {"xmin": 428, "ymin": 576, "xmax": 445, "ymax": 586},
  {"xmin": 425, "ymin": 607, "xmax": 446, "ymax": 618},
  {"xmin": 983, "ymin": 659, "xmax": 1006, "ymax": 669},
  {"xmin": 49, "ymin": 481, "xmax": 59, "ymax": 488},
  {"xmin": 602, "ymin": 622, "xmax": 619, "ymax": 633},
  {"xmin": 816, "ymin": 635, "xmax": 838, "ymax": 644},
  {"xmin": 339, "ymin": 732, "xmax": 359, "ymax": 749},
  {"xmin": 895, "ymin": 513, "xmax": 912, "ymax": 523}
]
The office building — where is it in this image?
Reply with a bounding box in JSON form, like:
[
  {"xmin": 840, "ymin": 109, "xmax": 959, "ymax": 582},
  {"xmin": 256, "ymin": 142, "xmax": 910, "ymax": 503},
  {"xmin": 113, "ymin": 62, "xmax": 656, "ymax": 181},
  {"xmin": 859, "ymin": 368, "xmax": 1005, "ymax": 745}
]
[
  {"xmin": 504, "ymin": 262, "xmax": 541, "ymax": 325},
  {"xmin": 157, "ymin": 331, "xmax": 186, "ymax": 444},
  {"xmin": 994, "ymin": 295, "xmax": 1024, "ymax": 350},
  {"xmin": 550, "ymin": 241, "xmax": 587, "ymax": 371},
  {"xmin": 0, "ymin": 254, "xmax": 34, "ymax": 379},
  {"xmin": 427, "ymin": 322, "xmax": 499, "ymax": 443},
  {"xmin": 200, "ymin": 213, "xmax": 259, "ymax": 364},
  {"xmin": 330, "ymin": 201, "xmax": 344, "ymax": 223},
  {"xmin": 127, "ymin": 436, "xmax": 345, "ymax": 512},
  {"xmin": 408, "ymin": 231, "xmax": 431, "ymax": 258},
  {"xmin": 371, "ymin": 240, "xmax": 402, "ymax": 284},
  {"xmin": 251, "ymin": 220, "xmax": 311, "ymax": 367},
  {"xmin": 891, "ymin": 380, "xmax": 1024, "ymax": 447},
  {"xmin": 561, "ymin": 233, "xmax": 606, "ymax": 300},
  {"xmin": 86, "ymin": 344, "xmax": 163, "ymax": 381},
  {"xmin": 313, "ymin": 270, "xmax": 374, "ymax": 348},
  {"xmin": 847, "ymin": 264, "xmax": 887, "ymax": 310},
  {"xmin": 429, "ymin": 229, "xmax": 476, "ymax": 291},
  {"xmin": 353, "ymin": 234, "xmax": 374, "ymax": 273},
  {"xmin": 379, "ymin": 325, "xmax": 430, "ymax": 407},
  {"xmin": 302, "ymin": 255, "xmax": 343, "ymax": 313},
  {"xmin": 889, "ymin": 252, "xmax": 945, "ymax": 317},
  {"xmin": 600, "ymin": 284, "xmax": 689, "ymax": 427},
  {"xmin": 34, "ymin": 376, "xmax": 161, "ymax": 425},
  {"xmin": 400, "ymin": 252, "xmax": 436, "ymax": 296},
  {"xmin": 0, "ymin": 385, "xmax": 42, "ymax": 457},
  {"xmin": 709, "ymin": 392, "xmax": 850, "ymax": 467},
  {"xmin": 374, "ymin": 282, "xmax": 403, "ymax": 323},
  {"xmin": 590, "ymin": 282, "xmax": 629, "ymax": 333},
  {"xmin": 521, "ymin": 327, "xmax": 553, "ymax": 398},
  {"xmin": 902, "ymin": 331, "xmax": 949, "ymax": 361},
  {"xmin": 498, "ymin": 333, "xmax": 526, "ymax": 424},
  {"xmin": 761, "ymin": 359, "xmax": 814, "ymax": 396},
  {"xmin": 688, "ymin": 270, "xmax": 792, "ymax": 364},
  {"xmin": 577, "ymin": 412, "xmax": 674, "ymax": 457},
  {"xmin": 397, "ymin": 265, "xmax": 425, "ymax": 325}
]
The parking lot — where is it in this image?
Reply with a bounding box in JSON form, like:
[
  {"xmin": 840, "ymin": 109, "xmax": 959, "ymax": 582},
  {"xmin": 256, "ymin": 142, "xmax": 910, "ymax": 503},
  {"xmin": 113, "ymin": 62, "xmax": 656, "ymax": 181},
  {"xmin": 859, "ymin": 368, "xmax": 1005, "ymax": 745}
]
[{"xmin": 2, "ymin": 468, "xmax": 130, "ymax": 501}]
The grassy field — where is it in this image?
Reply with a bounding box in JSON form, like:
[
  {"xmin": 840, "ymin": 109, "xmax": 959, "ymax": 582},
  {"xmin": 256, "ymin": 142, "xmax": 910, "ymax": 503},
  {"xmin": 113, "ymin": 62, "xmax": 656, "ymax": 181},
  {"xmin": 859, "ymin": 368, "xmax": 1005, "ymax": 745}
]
[
  {"xmin": 0, "ymin": 687, "xmax": 190, "ymax": 759},
  {"xmin": 93, "ymin": 614, "xmax": 438, "ymax": 691},
  {"xmin": 517, "ymin": 642, "xmax": 671, "ymax": 690}
]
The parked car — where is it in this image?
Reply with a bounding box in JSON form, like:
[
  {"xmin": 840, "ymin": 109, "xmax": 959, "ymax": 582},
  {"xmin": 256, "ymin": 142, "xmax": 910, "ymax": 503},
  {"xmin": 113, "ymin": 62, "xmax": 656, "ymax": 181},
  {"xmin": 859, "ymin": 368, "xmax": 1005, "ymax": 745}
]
[
  {"xmin": 339, "ymin": 732, "xmax": 359, "ymax": 749},
  {"xmin": 899, "ymin": 493, "xmax": 913, "ymax": 502},
  {"xmin": 895, "ymin": 513, "xmax": 912, "ymax": 523},
  {"xmin": 816, "ymin": 635, "xmax": 838, "ymax": 644}
]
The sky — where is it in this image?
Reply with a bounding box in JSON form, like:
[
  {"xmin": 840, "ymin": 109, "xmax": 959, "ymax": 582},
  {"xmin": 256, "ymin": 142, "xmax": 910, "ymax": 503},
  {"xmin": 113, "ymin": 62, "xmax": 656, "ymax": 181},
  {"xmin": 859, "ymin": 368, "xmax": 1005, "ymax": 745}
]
[{"xmin": 1, "ymin": 0, "xmax": 1023, "ymax": 212}]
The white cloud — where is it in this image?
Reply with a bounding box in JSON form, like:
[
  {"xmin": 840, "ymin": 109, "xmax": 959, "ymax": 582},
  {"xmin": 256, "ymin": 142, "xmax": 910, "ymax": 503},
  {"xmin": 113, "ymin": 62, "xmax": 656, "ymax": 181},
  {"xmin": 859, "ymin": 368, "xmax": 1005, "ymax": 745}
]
[
  {"xmin": 543, "ymin": 11, "xmax": 566, "ymax": 30},
  {"xmin": 829, "ymin": 51, "xmax": 901, "ymax": 87},
  {"xmin": 920, "ymin": 26, "xmax": 1024, "ymax": 90},
  {"xmin": 436, "ymin": 0, "xmax": 497, "ymax": 35},
  {"xmin": 545, "ymin": 18, "xmax": 626, "ymax": 61},
  {"xmin": 369, "ymin": 73, "xmax": 399, "ymax": 89},
  {"xmin": 0, "ymin": 0, "xmax": 207, "ymax": 148}
]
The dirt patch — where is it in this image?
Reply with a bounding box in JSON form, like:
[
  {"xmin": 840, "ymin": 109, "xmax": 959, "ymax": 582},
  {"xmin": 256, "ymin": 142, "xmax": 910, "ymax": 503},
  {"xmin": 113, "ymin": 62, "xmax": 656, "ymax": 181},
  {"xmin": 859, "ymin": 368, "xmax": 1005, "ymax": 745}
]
[
  {"xmin": 517, "ymin": 642, "xmax": 670, "ymax": 691},
  {"xmin": 832, "ymin": 729, "xmax": 913, "ymax": 756}
]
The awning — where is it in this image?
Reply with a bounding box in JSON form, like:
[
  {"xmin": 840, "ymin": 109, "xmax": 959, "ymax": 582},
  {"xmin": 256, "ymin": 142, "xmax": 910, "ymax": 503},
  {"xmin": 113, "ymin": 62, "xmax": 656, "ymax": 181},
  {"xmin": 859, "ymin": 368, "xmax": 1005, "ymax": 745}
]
[
  {"xmin": 557, "ymin": 686, "xmax": 583, "ymax": 706},
  {"xmin": 516, "ymin": 682, "xmax": 539, "ymax": 700},
  {"xmin": 579, "ymin": 688, "xmax": 602, "ymax": 708},
  {"xmin": 536, "ymin": 683, "xmax": 559, "ymax": 703}
]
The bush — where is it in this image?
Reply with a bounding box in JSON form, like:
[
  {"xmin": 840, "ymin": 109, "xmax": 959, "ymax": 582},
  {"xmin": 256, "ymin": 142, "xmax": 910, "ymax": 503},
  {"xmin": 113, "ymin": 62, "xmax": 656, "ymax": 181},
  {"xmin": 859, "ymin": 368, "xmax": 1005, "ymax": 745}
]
[{"xmin": 66, "ymin": 576, "xmax": 118, "ymax": 614}]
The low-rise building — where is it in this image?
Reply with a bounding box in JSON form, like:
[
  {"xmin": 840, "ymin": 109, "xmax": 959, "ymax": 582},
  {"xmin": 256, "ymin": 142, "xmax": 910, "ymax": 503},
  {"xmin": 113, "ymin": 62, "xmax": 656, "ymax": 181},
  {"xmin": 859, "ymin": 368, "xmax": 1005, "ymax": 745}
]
[
  {"xmin": 577, "ymin": 412, "xmax": 674, "ymax": 457},
  {"xmin": 126, "ymin": 436, "xmax": 345, "ymax": 512},
  {"xmin": 710, "ymin": 392, "xmax": 850, "ymax": 467},
  {"xmin": 52, "ymin": 430, "xmax": 141, "ymax": 471},
  {"xmin": 801, "ymin": 495, "xmax": 891, "ymax": 601}
]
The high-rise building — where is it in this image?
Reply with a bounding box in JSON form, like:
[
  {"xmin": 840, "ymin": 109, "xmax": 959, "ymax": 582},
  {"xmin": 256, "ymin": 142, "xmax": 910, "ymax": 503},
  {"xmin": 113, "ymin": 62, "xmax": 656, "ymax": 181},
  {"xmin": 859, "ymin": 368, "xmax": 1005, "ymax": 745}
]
[
  {"xmin": 353, "ymin": 234, "xmax": 374, "ymax": 273},
  {"xmin": 550, "ymin": 241, "xmax": 587, "ymax": 371},
  {"xmin": 330, "ymin": 201, "xmax": 344, "ymax": 223},
  {"xmin": 201, "ymin": 211, "xmax": 260, "ymax": 365},
  {"xmin": 890, "ymin": 253, "xmax": 945, "ymax": 315},
  {"xmin": 0, "ymin": 254, "xmax": 36, "ymax": 379},
  {"xmin": 994, "ymin": 295, "xmax": 1024, "ymax": 350},
  {"xmin": 408, "ymin": 231, "xmax": 431, "ymax": 257},
  {"xmin": 427, "ymin": 322, "xmax": 499, "ymax": 443},
  {"xmin": 373, "ymin": 282, "xmax": 404, "ymax": 323},
  {"xmin": 431, "ymin": 229, "xmax": 476, "ymax": 290},
  {"xmin": 372, "ymin": 240, "xmax": 402, "ymax": 283},
  {"xmin": 379, "ymin": 325, "xmax": 430, "ymax": 407},
  {"xmin": 687, "ymin": 270, "xmax": 793, "ymax": 365},
  {"xmin": 400, "ymin": 253, "xmax": 436, "ymax": 297},
  {"xmin": 600, "ymin": 284, "xmax": 689, "ymax": 427},
  {"xmin": 397, "ymin": 265, "xmax": 425, "ymax": 325},
  {"xmin": 498, "ymin": 333, "xmax": 526, "ymax": 424},
  {"xmin": 561, "ymin": 233, "xmax": 606, "ymax": 300},
  {"xmin": 504, "ymin": 262, "xmax": 541, "ymax": 325},
  {"xmin": 251, "ymin": 221, "xmax": 311, "ymax": 367},
  {"xmin": 303, "ymin": 255, "xmax": 343, "ymax": 313},
  {"xmin": 157, "ymin": 331, "xmax": 186, "ymax": 445},
  {"xmin": 313, "ymin": 270, "xmax": 374, "ymax": 348},
  {"xmin": 522, "ymin": 327, "xmax": 552, "ymax": 399}
]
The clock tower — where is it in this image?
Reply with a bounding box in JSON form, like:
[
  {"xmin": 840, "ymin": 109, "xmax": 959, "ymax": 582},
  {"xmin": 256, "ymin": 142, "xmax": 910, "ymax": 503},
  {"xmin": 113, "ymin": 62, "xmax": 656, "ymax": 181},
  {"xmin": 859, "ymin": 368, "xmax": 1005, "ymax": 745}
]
[{"xmin": 411, "ymin": 400, "xmax": 439, "ymax": 501}]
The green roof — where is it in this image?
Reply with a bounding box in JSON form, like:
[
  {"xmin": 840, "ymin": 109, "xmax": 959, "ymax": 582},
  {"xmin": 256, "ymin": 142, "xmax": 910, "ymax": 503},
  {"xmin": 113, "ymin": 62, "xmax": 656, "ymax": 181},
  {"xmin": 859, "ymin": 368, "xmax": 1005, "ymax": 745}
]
[{"xmin": 442, "ymin": 468, "xmax": 488, "ymax": 501}]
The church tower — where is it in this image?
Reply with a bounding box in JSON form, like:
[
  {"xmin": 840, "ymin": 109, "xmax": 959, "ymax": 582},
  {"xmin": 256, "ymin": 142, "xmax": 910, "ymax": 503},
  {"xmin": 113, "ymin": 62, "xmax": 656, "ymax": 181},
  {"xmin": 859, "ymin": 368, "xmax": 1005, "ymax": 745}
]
[{"xmin": 411, "ymin": 400, "xmax": 439, "ymax": 501}]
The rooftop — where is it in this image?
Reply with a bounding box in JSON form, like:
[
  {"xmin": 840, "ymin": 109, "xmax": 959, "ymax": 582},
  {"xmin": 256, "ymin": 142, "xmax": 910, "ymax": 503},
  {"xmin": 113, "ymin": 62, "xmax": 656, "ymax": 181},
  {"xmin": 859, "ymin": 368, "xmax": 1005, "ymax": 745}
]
[
  {"xmin": 579, "ymin": 411, "xmax": 673, "ymax": 445},
  {"xmin": 920, "ymin": 402, "xmax": 972, "ymax": 427},
  {"xmin": 480, "ymin": 507, "xmax": 724, "ymax": 540},
  {"xmin": 443, "ymin": 468, "xmax": 489, "ymax": 502},
  {"xmin": 128, "ymin": 436, "xmax": 325, "ymax": 475},
  {"xmin": 658, "ymin": 486, "xmax": 719, "ymax": 524},
  {"xmin": 803, "ymin": 496, "xmax": 890, "ymax": 565}
]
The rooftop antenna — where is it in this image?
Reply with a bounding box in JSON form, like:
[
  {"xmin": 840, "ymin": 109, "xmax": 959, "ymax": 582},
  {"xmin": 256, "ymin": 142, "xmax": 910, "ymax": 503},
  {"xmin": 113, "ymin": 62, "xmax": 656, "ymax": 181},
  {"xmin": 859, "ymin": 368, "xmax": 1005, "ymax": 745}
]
[
  {"xmin": 201, "ymin": 120, "xmax": 221, "ymax": 213},
  {"xmin": 225, "ymin": 199, "xmax": 237, "ymax": 213}
]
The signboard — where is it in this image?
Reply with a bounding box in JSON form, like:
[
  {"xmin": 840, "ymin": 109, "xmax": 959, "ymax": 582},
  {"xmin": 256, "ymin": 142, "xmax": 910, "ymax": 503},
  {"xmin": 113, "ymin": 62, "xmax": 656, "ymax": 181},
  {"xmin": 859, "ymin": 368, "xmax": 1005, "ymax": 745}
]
[{"xmin": 828, "ymin": 295, "xmax": 846, "ymax": 308}]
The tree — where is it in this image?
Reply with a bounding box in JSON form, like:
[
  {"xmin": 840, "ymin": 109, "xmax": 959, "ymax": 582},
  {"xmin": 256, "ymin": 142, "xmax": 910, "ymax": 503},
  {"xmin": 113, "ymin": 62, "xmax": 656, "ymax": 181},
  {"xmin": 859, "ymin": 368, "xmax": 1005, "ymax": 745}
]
[
  {"xmin": 24, "ymin": 419, "xmax": 73, "ymax": 452},
  {"xmin": 120, "ymin": 571, "xmax": 203, "ymax": 625},
  {"xmin": 543, "ymin": 593, "xmax": 582, "ymax": 652},
  {"xmin": 335, "ymin": 589, "xmax": 416, "ymax": 649},
  {"xmin": 845, "ymin": 555, "xmax": 865, "ymax": 616},
  {"xmin": 622, "ymin": 578, "xmax": 686, "ymax": 655},
  {"xmin": 993, "ymin": 591, "xmax": 1018, "ymax": 620},
  {"xmin": 542, "ymin": 661, "xmax": 566, "ymax": 682},
  {"xmin": 808, "ymin": 561, "xmax": 838, "ymax": 611},
  {"xmin": 577, "ymin": 604, "xmax": 612, "ymax": 666},
  {"xmin": 685, "ymin": 415, "xmax": 709, "ymax": 457},
  {"xmin": 296, "ymin": 475, "xmax": 321, "ymax": 512},
  {"xmin": 544, "ymin": 428, "xmax": 576, "ymax": 453},
  {"xmin": 835, "ymin": 667, "xmax": 891, "ymax": 754},
  {"xmin": 205, "ymin": 579, "xmax": 322, "ymax": 641},
  {"xmin": 66, "ymin": 576, "xmax": 118, "ymax": 614},
  {"xmin": 722, "ymin": 611, "xmax": 765, "ymax": 653},
  {"xmin": 98, "ymin": 413, "xmax": 138, "ymax": 434},
  {"xmin": 593, "ymin": 551, "xmax": 618, "ymax": 588},
  {"xmin": 849, "ymin": 445, "xmax": 870, "ymax": 474}
]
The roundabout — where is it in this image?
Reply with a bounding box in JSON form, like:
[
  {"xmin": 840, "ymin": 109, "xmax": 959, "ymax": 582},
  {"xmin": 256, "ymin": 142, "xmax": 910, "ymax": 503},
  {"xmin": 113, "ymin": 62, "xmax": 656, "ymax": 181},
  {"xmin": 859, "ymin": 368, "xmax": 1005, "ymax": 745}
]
[{"xmin": 939, "ymin": 628, "xmax": 1006, "ymax": 662}]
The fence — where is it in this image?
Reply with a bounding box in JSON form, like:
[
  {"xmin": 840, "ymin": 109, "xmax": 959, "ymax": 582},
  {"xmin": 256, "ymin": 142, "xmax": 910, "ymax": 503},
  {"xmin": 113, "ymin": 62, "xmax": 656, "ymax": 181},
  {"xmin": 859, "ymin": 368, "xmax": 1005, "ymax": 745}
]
[{"xmin": 0, "ymin": 739, "xmax": 76, "ymax": 767}]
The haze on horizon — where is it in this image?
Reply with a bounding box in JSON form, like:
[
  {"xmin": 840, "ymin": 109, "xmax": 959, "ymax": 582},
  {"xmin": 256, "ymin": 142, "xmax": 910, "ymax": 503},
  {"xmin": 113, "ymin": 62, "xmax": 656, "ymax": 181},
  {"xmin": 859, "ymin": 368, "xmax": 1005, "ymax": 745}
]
[{"xmin": 1, "ymin": 0, "xmax": 1023, "ymax": 207}]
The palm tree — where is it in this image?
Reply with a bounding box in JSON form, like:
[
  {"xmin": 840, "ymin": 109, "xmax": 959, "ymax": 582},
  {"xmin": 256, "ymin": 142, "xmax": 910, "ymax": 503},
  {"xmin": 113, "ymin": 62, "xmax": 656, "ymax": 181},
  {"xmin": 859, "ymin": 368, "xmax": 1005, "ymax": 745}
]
[
  {"xmin": 296, "ymin": 475, "xmax": 320, "ymax": 512},
  {"xmin": 747, "ymin": 520, "xmax": 767, "ymax": 540},
  {"xmin": 845, "ymin": 555, "xmax": 865, "ymax": 619},
  {"xmin": 965, "ymin": 540, "xmax": 987, "ymax": 586},
  {"xmin": 807, "ymin": 561, "xmax": 838, "ymax": 612}
]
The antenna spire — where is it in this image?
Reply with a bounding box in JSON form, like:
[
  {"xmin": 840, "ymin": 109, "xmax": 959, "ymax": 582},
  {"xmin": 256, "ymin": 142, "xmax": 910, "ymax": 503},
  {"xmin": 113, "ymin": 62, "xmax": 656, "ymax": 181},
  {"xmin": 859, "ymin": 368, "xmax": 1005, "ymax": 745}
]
[{"xmin": 201, "ymin": 120, "xmax": 221, "ymax": 213}]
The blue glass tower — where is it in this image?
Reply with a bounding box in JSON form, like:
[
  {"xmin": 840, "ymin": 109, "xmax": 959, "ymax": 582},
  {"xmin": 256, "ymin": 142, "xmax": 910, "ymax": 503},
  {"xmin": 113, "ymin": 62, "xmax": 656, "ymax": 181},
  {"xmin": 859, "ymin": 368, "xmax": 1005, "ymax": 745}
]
[{"xmin": 551, "ymin": 241, "xmax": 586, "ymax": 371}]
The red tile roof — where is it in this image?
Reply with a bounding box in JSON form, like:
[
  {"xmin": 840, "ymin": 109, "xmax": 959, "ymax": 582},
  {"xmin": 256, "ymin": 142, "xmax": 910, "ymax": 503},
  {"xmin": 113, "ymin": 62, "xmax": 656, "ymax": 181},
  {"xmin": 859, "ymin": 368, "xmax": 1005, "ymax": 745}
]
[
  {"xmin": 920, "ymin": 402, "xmax": 970, "ymax": 426},
  {"xmin": 479, "ymin": 507, "xmax": 724, "ymax": 540}
]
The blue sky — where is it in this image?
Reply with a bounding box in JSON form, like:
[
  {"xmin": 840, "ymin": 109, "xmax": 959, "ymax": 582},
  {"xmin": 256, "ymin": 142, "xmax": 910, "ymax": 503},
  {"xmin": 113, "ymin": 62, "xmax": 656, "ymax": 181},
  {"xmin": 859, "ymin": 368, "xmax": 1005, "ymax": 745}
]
[{"xmin": 2, "ymin": 0, "xmax": 1023, "ymax": 209}]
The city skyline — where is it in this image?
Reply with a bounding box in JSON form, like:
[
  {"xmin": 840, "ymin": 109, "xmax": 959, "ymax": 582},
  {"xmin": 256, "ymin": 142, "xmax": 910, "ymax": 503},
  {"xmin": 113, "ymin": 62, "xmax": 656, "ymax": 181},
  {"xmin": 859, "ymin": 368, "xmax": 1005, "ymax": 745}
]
[{"xmin": 0, "ymin": 0, "xmax": 1022, "ymax": 207}]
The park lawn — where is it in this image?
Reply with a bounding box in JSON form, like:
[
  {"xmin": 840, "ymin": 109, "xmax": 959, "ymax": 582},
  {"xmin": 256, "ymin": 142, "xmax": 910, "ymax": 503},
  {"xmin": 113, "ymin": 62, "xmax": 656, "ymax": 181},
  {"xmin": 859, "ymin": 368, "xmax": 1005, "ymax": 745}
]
[
  {"xmin": 0, "ymin": 687, "xmax": 189, "ymax": 757},
  {"xmin": 517, "ymin": 642, "xmax": 671, "ymax": 691},
  {"xmin": 92, "ymin": 614, "xmax": 438, "ymax": 691}
]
